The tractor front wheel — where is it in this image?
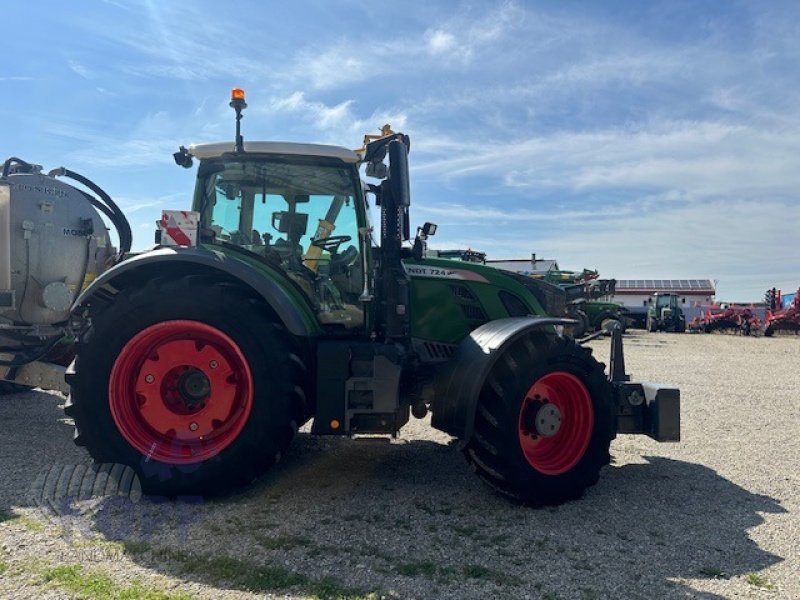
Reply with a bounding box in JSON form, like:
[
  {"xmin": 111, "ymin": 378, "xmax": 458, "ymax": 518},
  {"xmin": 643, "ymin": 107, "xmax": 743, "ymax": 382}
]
[
  {"xmin": 65, "ymin": 276, "xmax": 307, "ymax": 496},
  {"xmin": 464, "ymin": 332, "xmax": 614, "ymax": 505}
]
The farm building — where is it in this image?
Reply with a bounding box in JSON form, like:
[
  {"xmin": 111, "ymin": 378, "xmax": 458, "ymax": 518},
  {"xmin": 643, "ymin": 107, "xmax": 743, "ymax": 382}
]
[{"xmin": 607, "ymin": 279, "xmax": 717, "ymax": 310}]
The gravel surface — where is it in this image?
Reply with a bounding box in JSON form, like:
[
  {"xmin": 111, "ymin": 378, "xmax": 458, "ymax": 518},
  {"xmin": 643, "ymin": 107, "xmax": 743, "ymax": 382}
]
[{"xmin": 0, "ymin": 330, "xmax": 798, "ymax": 599}]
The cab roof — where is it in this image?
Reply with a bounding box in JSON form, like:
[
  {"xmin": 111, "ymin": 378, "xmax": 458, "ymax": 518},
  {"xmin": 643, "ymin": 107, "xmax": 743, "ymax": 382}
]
[{"xmin": 188, "ymin": 141, "xmax": 360, "ymax": 164}]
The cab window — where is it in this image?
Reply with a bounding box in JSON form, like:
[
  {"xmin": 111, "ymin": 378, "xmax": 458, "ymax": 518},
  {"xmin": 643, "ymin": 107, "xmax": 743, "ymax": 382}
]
[{"xmin": 200, "ymin": 158, "xmax": 364, "ymax": 330}]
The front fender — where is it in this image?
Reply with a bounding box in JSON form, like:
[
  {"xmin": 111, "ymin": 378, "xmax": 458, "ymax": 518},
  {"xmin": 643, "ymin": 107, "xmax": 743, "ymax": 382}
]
[
  {"xmin": 73, "ymin": 247, "xmax": 319, "ymax": 337},
  {"xmin": 431, "ymin": 317, "xmax": 573, "ymax": 442}
]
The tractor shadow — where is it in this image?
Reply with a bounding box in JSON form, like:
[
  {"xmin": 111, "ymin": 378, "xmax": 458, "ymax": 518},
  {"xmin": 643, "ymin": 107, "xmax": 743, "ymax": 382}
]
[
  {"xmin": 0, "ymin": 393, "xmax": 786, "ymax": 599},
  {"xmin": 74, "ymin": 434, "xmax": 785, "ymax": 600}
]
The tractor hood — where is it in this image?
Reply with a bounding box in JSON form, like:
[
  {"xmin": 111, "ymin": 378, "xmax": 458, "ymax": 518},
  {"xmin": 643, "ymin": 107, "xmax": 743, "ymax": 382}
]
[{"xmin": 403, "ymin": 256, "xmax": 568, "ymax": 343}]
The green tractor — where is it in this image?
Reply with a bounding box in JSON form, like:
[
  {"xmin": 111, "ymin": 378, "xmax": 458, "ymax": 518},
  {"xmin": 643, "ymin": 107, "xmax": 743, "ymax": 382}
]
[
  {"xmin": 536, "ymin": 270, "xmax": 628, "ymax": 338},
  {"xmin": 570, "ymin": 300, "xmax": 630, "ymax": 338},
  {"xmin": 646, "ymin": 293, "xmax": 686, "ymax": 333},
  {"xmin": 65, "ymin": 90, "xmax": 679, "ymax": 505}
]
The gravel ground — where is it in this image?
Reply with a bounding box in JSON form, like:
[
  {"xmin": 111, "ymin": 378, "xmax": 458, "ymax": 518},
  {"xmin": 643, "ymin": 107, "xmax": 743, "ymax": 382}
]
[{"xmin": 0, "ymin": 330, "xmax": 798, "ymax": 600}]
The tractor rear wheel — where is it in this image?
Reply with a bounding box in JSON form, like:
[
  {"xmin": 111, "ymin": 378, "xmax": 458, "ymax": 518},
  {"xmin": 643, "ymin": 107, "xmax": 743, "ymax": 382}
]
[
  {"xmin": 65, "ymin": 275, "xmax": 307, "ymax": 496},
  {"xmin": 464, "ymin": 331, "xmax": 614, "ymax": 505}
]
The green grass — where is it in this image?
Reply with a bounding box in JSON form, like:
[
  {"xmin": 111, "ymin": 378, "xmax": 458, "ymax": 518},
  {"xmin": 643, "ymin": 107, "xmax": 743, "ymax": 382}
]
[
  {"xmin": 42, "ymin": 564, "xmax": 192, "ymax": 600},
  {"xmin": 123, "ymin": 540, "xmax": 152, "ymax": 555},
  {"xmin": 699, "ymin": 565, "xmax": 729, "ymax": 579},
  {"xmin": 18, "ymin": 515, "xmax": 45, "ymax": 532},
  {"xmin": 0, "ymin": 508, "xmax": 19, "ymax": 524},
  {"xmin": 0, "ymin": 561, "xmax": 7, "ymax": 575},
  {"xmin": 396, "ymin": 561, "xmax": 439, "ymax": 578},
  {"xmin": 154, "ymin": 547, "xmax": 372, "ymax": 599},
  {"xmin": 170, "ymin": 551, "xmax": 307, "ymax": 590},
  {"xmin": 745, "ymin": 572, "xmax": 775, "ymax": 590}
]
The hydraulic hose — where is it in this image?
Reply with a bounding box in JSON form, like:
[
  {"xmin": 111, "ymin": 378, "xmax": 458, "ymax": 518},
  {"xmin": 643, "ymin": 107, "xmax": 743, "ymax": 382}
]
[
  {"xmin": 47, "ymin": 167, "xmax": 133, "ymax": 259},
  {"xmin": 1, "ymin": 157, "xmax": 32, "ymax": 179}
]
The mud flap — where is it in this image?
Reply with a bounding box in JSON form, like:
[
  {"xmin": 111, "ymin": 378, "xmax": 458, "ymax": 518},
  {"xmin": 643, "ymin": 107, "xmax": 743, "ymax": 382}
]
[{"xmin": 430, "ymin": 317, "xmax": 573, "ymax": 442}]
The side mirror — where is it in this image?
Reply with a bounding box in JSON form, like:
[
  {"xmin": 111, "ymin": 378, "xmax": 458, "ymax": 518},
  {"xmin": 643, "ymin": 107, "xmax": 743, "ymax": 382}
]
[
  {"xmin": 388, "ymin": 140, "xmax": 410, "ymax": 208},
  {"xmin": 173, "ymin": 146, "xmax": 193, "ymax": 169},
  {"xmin": 421, "ymin": 222, "xmax": 437, "ymax": 237}
]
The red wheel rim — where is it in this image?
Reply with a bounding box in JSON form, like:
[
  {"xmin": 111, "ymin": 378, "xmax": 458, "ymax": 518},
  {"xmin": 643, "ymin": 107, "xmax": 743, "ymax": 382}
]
[
  {"xmin": 517, "ymin": 371, "xmax": 593, "ymax": 475},
  {"xmin": 109, "ymin": 320, "xmax": 253, "ymax": 464}
]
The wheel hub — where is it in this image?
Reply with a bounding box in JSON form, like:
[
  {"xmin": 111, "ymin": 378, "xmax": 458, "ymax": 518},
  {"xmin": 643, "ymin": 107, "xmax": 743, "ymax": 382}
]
[
  {"xmin": 522, "ymin": 398, "xmax": 562, "ymax": 438},
  {"xmin": 534, "ymin": 403, "xmax": 561, "ymax": 437},
  {"xmin": 178, "ymin": 369, "xmax": 211, "ymax": 405}
]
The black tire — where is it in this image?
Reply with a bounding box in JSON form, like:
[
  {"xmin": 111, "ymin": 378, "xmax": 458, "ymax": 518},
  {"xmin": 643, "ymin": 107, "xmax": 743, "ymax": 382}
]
[
  {"xmin": 677, "ymin": 316, "xmax": 686, "ymax": 333},
  {"xmin": 569, "ymin": 309, "xmax": 589, "ymax": 339},
  {"xmin": 0, "ymin": 381, "xmax": 30, "ymax": 395},
  {"xmin": 764, "ymin": 325, "xmax": 774, "ymax": 337},
  {"xmin": 463, "ymin": 331, "xmax": 614, "ymax": 506},
  {"xmin": 65, "ymin": 275, "xmax": 308, "ymax": 496}
]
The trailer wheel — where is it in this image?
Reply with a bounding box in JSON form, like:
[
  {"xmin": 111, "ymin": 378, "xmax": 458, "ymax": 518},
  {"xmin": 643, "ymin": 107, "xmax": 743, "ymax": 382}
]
[
  {"xmin": 65, "ymin": 275, "xmax": 307, "ymax": 496},
  {"xmin": 464, "ymin": 332, "xmax": 613, "ymax": 505}
]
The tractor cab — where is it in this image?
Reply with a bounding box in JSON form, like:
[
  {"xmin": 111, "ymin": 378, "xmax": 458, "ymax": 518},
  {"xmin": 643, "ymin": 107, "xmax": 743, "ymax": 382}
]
[
  {"xmin": 186, "ymin": 143, "xmax": 368, "ymax": 330},
  {"xmin": 654, "ymin": 293, "xmax": 678, "ymax": 316},
  {"xmin": 647, "ymin": 293, "xmax": 686, "ymax": 333}
]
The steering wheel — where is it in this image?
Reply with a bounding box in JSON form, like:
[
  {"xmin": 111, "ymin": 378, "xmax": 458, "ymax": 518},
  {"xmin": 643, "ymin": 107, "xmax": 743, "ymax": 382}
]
[{"xmin": 311, "ymin": 235, "xmax": 352, "ymax": 253}]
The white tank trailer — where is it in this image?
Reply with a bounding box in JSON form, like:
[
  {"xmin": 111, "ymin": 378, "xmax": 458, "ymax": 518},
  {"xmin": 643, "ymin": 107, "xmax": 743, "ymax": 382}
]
[{"xmin": 0, "ymin": 157, "xmax": 131, "ymax": 393}]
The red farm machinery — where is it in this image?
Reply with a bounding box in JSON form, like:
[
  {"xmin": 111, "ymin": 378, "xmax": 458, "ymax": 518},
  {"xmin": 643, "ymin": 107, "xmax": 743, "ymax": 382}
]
[
  {"xmin": 764, "ymin": 288, "xmax": 800, "ymax": 336},
  {"xmin": 688, "ymin": 305, "xmax": 762, "ymax": 336}
]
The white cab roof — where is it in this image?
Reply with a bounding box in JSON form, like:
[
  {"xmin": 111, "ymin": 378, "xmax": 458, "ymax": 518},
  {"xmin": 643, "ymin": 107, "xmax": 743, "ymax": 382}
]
[{"xmin": 188, "ymin": 141, "xmax": 360, "ymax": 163}]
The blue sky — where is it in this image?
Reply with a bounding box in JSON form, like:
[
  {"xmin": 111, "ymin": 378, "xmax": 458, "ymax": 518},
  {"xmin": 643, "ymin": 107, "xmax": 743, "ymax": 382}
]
[{"xmin": 2, "ymin": 1, "xmax": 798, "ymax": 301}]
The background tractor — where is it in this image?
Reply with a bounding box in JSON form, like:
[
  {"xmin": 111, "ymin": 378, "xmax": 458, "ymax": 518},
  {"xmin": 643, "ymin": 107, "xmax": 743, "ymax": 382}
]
[
  {"xmin": 4, "ymin": 90, "xmax": 680, "ymax": 506},
  {"xmin": 509, "ymin": 267, "xmax": 626, "ymax": 338},
  {"xmin": 647, "ymin": 293, "xmax": 686, "ymax": 333}
]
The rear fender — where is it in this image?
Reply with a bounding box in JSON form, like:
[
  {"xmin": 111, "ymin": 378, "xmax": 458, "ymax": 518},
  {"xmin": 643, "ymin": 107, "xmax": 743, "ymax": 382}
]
[
  {"xmin": 72, "ymin": 247, "xmax": 318, "ymax": 337},
  {"xmin": 430, "ymin": 317, "xmax": 572, "ymax": 442}
]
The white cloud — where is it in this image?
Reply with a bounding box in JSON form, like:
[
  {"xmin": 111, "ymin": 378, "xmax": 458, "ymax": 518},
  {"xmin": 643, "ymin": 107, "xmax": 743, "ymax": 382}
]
[
  {"xmin": 264, "ymin": 91, "xmax": 407, "ymax": 144},
  {"xmin": 413, "ymin": 119, "xmax": 800, "ymax": 199},
  {"xmin": 426, "ymin": 30, "xmax": 457, "ymax": 55},
  {"xmin": 68, "ymin": 59, "xmax": 93, "ymax": 80}
]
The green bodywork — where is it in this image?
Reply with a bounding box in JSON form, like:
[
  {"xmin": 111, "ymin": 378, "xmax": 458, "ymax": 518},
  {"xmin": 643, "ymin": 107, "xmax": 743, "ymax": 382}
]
[
  {"xmin": 198, "ymin": 242, "xmax": 324, "ymax": 335},
  {"xmin": 404, "ymin": 258, "xmax": 547, "ymax": 344},
  {"xmin": 580, "ymin": 300, "xmax": 629, "ymax": 329},
  {"xmin": 187, "ymin": 247, "xmax": 551, "ymax": 346}
]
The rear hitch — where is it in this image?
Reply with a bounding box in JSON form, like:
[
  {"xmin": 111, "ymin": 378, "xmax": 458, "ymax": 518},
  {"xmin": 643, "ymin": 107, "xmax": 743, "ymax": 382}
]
[{"xmin": 606, "ymin": 324, "xmax": 681, "ymax": 442}]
